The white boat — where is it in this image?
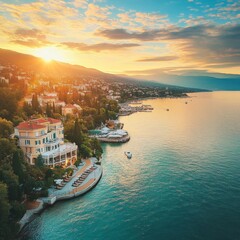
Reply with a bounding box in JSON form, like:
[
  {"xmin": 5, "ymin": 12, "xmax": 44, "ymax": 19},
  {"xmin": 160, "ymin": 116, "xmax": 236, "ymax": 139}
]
[{"xmin": 124, "ymin": 151, "xmax": 132, "ymax": 159}]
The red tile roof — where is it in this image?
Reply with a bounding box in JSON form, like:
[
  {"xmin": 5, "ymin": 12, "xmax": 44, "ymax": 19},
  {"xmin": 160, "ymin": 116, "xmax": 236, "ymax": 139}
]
[
  {"xmin": 47, "ymin": 118, "xmax": 61, "ymax": 124},
  {"xmin": 17, "ymin": 118, "xmax": 61, "ymax": 130},
  {"xmin": 32, "ymin": 118, "xmax": 48, "ymax": 124},
  {"xmin": 16, "ymin": 122, "xmax": 45, "ymax": 130}
]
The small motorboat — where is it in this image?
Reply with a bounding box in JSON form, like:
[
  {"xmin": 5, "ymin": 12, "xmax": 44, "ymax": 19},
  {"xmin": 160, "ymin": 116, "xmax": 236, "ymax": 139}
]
[{"xmin": 124, "ymin": 151, "xmax": 132, "ymax": 159}]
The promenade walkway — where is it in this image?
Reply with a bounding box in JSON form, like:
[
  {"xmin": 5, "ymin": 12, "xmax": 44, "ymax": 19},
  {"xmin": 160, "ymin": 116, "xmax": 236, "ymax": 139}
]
[{"xmin": 48, "ymin": 158, "xmax": 101, "ymax": 200}]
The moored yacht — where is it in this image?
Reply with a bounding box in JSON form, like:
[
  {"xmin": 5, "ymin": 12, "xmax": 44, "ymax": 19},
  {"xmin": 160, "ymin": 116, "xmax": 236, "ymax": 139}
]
[{"xmin": 124, "ymin": 151, "xmax": 132, "ymax": 159}]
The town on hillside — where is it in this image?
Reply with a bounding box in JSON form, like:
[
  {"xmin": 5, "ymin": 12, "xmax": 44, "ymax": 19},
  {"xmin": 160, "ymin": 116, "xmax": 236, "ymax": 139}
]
[{"xmin": 0, "ymin": 59, "xmax": 190, "ymax": 238}]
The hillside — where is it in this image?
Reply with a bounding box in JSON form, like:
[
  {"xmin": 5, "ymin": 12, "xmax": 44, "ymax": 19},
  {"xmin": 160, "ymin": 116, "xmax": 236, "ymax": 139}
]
[
  {"xmin": 131, "ymin": 72, "xmax": 240, "ymax": 91},
  {"xmin": 0, "ymin": 48, "xmax": 205, "ymax": 92},
  {"xmin": 0, "ymin": 48, "xmax": 117, "ymax": 81}
]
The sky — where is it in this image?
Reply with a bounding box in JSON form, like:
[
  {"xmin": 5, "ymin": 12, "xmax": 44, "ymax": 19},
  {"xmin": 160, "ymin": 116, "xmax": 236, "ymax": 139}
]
[{"xmin": 0, "ymin": 0, "xmax": 239, "ymax": 78}]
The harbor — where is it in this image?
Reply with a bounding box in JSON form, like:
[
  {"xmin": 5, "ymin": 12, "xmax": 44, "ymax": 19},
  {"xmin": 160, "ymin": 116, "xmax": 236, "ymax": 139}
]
[
  {"xmin": 119, "ymin": 102, "xmax": 154, "ymax": 116},
  {"xmin": 89, "ymin": 120, "xmax": 130, "ymax": 143}
]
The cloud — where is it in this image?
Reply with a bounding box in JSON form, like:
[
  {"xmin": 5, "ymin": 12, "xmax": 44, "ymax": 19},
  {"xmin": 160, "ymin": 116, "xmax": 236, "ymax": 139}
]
[
  {"xmin": 71, "ymin": 0, "xmax": 88, "ymax": 8},
  {"xmin": 14, "ymin": 28, "xmax": 46, "ymax": 40},
  {"xmin": 61, "ymin": 42, "xmax": 140, "ymax": 52},
  {"xmin": 9, "ymin": 28, "xmax": 51, "ymax": 47},
  {"xmin": 96, "ymin": 25, "xmax": 214, "ymax": 41},
  {"xmin": 137, "ymin": 56, "xmax": 178, "ymax": 62},
  {"xmin": 97, "ymin": 24, "xmax": 240, "ymax": 67},
  {"xmin": 96, "ymin": 28, "xmax": 163, "ymax": 41}
]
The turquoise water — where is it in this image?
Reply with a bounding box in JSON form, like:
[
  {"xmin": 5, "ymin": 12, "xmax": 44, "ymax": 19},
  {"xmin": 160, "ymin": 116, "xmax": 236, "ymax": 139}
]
[
  {"xmin": 88, "ymin": 130, "xmax": 102, "ymax": 135},
  {"xmin": 21, "ymin": 92, "xmax": 240, "ymax": 240}
]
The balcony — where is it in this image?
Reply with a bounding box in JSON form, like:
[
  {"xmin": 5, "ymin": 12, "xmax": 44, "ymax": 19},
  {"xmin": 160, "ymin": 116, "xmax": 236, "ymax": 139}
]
[
  {"xmin": 45, "ymin": 138, "xmax": 61, "ymax": 146},
  {"xmin": 42, "ymin": 142, "xmax": 77, "ymax": 161}
]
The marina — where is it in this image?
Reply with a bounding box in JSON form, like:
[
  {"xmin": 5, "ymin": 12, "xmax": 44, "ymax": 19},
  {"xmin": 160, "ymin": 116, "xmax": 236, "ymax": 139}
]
[
  {"xmin": 119, "ymin": 103, "xmax": 154, "ymax": 116},
  {"xmin": 89, "ymin": 120, "xmax": 130, "ymax": 143}
]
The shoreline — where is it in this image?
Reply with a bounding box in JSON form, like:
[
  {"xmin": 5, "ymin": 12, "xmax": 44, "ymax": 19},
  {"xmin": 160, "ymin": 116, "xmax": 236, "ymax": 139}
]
[
  {"xmin": 18, "ymin": 94, "xmax": 197, "ymax": 236},
  {"xmin": 18, "ymin": 158, "xmax": 103, "ymax": 234},
  {"xmin": 90, "ymin": 135, "xmax": 130, "ymax": 143},
  {"xmin": 121, "ymin": 94, "xmax": 191, "ymax": 105}
]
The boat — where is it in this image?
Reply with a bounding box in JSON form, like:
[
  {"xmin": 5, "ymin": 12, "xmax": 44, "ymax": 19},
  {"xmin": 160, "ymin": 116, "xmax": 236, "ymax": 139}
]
[{"xmin": 124, "ymin": 151, "xmax": 132, "ymax": 159}]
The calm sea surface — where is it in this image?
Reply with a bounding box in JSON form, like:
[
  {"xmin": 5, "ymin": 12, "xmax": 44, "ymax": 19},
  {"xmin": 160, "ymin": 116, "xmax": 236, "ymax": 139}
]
[{"xmin": 21, "ymin": 91, "xmax": 240, "ymax": 240}]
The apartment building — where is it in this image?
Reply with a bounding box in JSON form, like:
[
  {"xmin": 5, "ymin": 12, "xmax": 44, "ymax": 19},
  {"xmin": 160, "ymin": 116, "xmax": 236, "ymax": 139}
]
[{"xmin": 15, "ymin": 118, "xmax": 78, "ymax": 167}]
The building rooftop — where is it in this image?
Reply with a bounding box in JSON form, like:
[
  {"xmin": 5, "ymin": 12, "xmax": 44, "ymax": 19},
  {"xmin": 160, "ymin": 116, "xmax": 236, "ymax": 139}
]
[
  {"xmin": 42, "ymin": 142, "xmax": 77, "ymax": 157},
  {"xmin": 16, "ymin": 122, "xmax": 45, "ymax": 130},
  {"xmin": 16, "ymin": 118, "xmax": 61, "ymax": 130}
]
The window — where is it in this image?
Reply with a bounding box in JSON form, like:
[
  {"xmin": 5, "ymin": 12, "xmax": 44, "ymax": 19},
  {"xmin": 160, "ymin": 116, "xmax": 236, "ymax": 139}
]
[
  {"xmin": 43, "ymin": 138, "xmax": 45, "ymax": 144},
  {"xmin": 53, "ymin": 133, "xmax": 56, "ymax": 139},
  {"xmin": 25, "ymin": 140, "xmax": 30, "ymax": 145}
]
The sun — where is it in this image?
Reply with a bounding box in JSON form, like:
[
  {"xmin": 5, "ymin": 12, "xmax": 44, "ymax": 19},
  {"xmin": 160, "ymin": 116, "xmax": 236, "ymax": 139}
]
[{"xmin": 33, "ymin": 46, "xmax": 65, "ymax": 62}]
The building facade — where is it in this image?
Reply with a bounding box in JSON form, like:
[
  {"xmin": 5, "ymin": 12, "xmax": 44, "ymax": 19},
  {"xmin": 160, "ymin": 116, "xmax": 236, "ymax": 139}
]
[
  {"xmin": 62, "ymin": 104, "xmax": 81, "ymax": 116},
  {"xmin": 15, "ymin": 118, "xmax": 78, "ymax": 167}
]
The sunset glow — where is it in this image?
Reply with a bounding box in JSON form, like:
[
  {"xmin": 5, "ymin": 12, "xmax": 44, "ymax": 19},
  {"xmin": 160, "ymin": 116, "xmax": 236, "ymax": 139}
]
[
  {"xmin": 33, "ymin": 47, "xmax": 65, "ymax": 62},
  {"xmin": 0, "ymin": 0, "xmax": 239, "ymax": 77}
]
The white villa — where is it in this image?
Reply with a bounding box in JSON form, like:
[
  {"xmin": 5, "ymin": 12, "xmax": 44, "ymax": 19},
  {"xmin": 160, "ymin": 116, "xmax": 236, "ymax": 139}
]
[
  {"xmin": 15, "ymin": 118, "xmax": 78, "ymax": 167},
  {"xmin": 62, "ymin": 104, "xmax": 82, "ymax": 116}
]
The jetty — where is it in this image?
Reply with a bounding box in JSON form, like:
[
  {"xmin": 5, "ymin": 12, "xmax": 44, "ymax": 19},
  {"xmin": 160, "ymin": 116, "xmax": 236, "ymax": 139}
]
[
  {"xmin": 89, "ymin": 125, "xmax": 130, "ymax": 143},
  {"xmin": 119, "ymin": 103, "xmax": 154, "ymax": 116}
]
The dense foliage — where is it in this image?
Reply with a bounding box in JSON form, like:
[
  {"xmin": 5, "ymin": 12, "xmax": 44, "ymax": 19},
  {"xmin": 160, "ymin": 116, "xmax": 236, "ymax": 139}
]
[{"xmin": 0, "ymin": 83, "xmax": 119, "ymax": 239}]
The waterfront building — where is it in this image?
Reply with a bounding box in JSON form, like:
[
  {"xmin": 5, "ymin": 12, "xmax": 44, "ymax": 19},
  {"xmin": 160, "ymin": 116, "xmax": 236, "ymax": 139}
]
[
  {"xmin": 15, "ymin": 118, "xmax": 78, "ymax": 167},
  {"xmin": 24, "ymin": 92, "xmax": 59, "ymax": 107},
  {"xmin": 62, "ymin": 104, "xmax": 81, "ymax": 116}
]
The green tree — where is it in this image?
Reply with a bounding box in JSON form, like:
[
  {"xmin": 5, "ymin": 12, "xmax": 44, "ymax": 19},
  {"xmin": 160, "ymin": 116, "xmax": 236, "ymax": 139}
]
[
  {"xmin": 90, "ymin": 138, "xmax": 103, "ymax": 160},
  {"xmin": 79, "ymin": 144, "xmax": 92, "ymax": 159},
  {"xmin": 72, "ymin": 119, "xmax": 84, "ymax": 148},
  {"xmin": 52, "ymin": 102, "xmax": 56, "ymax": 113},
  {"xmin": 0, "ymin": 88, "xmax": 18, "ymax": 120},
  {"xmin": 32, "ymin": 94, "xmax": 40, "ymax": 112},
  {"xmin": 35, "ymin": 154, "xmax": 44, "ymax": 168},
  {"xmin": 0, "ymin": 182, "xmax": 11, "ymax": 240},
  {"xmin": 0, "ymin": 117, "xmax": 13, "ymax": 138},
  {"xmin": 22, "ymin": 101, "xmax": 34, "ymax": 117},
  {"xmin": 46, "ymin": 103, "xmax": 52, "ymax": 117},
  {"xmin": 0, "ymin": 166, "xmax": 21, "ymax": 201},
  {"xmin": 0, "ymin": 138, "xmax": 16, "ymax": 160},
  {"xmin": 12, "ymin": 150, "xmax": 25, "ymax": 184},
  {"xmin": 10, "ymin": 201, "xmax": 26, "ymax": 220}
]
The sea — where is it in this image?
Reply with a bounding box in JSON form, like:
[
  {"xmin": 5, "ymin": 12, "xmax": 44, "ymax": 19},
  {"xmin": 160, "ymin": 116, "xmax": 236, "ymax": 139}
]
[{"xmin": 20, "ymin": 91, "xmax": 240, "ymax": 240}]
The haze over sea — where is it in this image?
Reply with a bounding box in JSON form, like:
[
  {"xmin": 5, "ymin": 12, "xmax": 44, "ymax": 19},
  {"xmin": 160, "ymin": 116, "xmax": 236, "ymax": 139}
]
[{"xmin": 21, "ymin": 91, "xmax": 240, "ymax": 240}]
